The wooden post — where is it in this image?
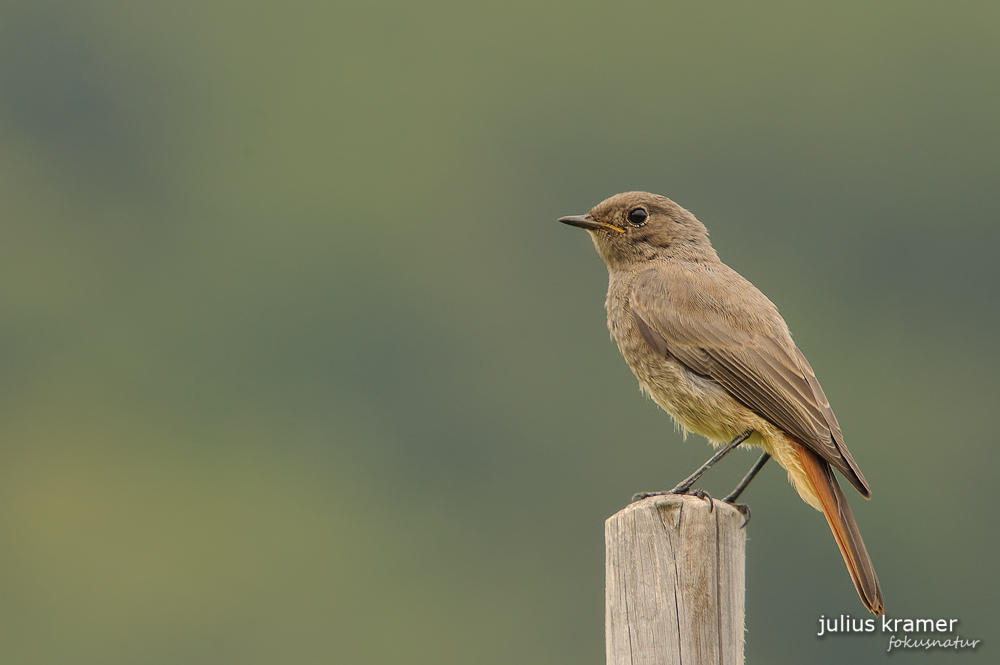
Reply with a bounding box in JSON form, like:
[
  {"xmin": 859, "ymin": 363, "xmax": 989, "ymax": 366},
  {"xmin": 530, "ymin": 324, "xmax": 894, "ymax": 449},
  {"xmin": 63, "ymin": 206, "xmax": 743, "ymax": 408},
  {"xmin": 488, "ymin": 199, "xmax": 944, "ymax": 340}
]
[{"xmin": 605, "ymin": 494, "xmax": 745, "ymax": 665}]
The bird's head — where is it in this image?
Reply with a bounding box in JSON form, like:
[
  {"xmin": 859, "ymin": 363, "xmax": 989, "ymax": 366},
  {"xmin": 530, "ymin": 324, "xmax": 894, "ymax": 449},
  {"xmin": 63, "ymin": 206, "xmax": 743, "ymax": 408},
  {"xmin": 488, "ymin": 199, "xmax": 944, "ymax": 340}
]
[{"xmin": 559, "ymin": 191, "xmax": 715, "ymax": 270}]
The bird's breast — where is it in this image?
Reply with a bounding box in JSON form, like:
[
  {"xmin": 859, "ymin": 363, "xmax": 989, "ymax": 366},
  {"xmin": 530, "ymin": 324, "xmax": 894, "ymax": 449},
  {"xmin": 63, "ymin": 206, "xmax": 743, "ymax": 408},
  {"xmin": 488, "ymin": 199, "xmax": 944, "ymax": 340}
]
[{"xmin": 604, "ymin": 271, "xmax": 757, "ymax": 444}]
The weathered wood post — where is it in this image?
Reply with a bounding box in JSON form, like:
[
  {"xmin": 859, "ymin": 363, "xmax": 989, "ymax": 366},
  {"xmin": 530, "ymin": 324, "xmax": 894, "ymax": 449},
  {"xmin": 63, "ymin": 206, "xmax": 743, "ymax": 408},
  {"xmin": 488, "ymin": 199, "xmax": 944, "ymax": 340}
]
[{"xmin": 605, "ymin": 494, "xmax": 746, "ymax": 665}]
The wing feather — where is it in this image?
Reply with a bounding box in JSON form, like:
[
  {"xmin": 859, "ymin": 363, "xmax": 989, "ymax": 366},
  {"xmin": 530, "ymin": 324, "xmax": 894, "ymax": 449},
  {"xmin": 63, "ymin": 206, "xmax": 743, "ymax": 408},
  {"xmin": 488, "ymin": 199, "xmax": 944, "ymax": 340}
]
[{"xmin": 630, "ymin": 266, "xmax": 870, "ymax": 497}]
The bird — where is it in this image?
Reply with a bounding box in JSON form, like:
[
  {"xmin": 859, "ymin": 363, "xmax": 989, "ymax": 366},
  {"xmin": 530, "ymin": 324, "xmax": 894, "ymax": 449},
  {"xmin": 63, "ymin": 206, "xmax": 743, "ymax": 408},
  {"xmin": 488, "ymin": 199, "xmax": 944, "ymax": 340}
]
[{"xmin": 559, "ymin": 191, "xmax": 883, "ymax": 615}]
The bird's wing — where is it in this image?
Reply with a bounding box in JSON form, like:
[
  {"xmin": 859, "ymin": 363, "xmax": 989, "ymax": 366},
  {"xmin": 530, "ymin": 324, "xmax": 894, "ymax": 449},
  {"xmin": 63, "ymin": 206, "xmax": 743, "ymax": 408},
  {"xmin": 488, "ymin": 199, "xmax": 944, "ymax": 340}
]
[{"xmin": 630, "ymin": 265, "xmax": 870, "ymax": 497}]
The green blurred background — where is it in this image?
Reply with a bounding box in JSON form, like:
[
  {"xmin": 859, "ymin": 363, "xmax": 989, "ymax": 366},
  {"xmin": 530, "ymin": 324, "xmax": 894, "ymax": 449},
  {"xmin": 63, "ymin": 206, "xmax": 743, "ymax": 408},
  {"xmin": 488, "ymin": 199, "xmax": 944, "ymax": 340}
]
[{"xmin": 0, "ymin": 1, "xmax": 996, "ymax": 663}]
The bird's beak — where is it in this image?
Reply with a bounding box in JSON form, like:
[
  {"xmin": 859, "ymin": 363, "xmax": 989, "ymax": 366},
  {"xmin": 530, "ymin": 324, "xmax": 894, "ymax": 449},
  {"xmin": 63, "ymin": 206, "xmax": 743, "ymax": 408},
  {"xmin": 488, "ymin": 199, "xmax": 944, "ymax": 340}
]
[{"xmin": 558, "ymin": 214, "xmax": 625, "ymax": 234}]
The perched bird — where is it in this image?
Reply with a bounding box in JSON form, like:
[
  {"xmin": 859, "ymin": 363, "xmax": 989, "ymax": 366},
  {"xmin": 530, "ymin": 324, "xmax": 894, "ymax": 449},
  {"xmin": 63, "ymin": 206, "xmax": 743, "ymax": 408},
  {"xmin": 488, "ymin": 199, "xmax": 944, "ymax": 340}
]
[{"xmin": 560, "ymin": 191, "xmax": 883, "ymax": 615}]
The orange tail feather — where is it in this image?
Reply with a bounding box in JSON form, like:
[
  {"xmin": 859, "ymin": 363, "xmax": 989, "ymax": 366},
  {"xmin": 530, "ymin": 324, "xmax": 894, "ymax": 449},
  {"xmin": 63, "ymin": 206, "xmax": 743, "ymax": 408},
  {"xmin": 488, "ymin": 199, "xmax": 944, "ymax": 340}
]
[{"xmin": 792, "ymin": 438, "xmax": 884, "ymax": 615}]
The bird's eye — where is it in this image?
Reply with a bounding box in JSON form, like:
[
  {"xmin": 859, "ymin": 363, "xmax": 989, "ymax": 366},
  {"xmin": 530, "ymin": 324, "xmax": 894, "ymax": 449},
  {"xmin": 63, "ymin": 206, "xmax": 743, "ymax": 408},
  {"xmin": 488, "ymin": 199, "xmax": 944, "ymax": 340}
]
[{"xmin": 627, "ymin": 207, "xmax": 648, "ymax": 226}]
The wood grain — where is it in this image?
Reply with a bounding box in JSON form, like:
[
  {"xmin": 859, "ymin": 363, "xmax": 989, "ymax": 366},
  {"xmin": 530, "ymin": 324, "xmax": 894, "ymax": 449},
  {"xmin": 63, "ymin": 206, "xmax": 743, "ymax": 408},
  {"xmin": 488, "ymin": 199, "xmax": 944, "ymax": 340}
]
[{"xmin": 605, "ymin": 494, "xmax": 745, "ymax": 665}]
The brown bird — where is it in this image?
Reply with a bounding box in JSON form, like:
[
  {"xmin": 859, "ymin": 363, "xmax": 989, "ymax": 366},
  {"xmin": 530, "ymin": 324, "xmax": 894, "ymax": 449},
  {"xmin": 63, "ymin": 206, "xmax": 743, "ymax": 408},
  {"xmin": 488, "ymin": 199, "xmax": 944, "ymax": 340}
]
[{"xmin": 560, "ymin": 191, "xmax": 883, "ymax": 615}]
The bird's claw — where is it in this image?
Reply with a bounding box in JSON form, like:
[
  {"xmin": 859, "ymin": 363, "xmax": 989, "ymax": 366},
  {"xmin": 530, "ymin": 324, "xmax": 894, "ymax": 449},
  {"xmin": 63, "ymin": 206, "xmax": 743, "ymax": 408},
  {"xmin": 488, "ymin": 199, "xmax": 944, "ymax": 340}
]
[
  {"xmin": 630, "ymin": 490, "xmax": 668, "ymax": 503},
  {"xmin": 723, "ymin": 500, "xmax": 751, "ymax": 528},
  {"xmin": 631, "ymin": 488, "xmax": 715, "ymax": 511},
  {"xmin": 688, "ymin": 488, "xmax": 714, "ymax": 511}
]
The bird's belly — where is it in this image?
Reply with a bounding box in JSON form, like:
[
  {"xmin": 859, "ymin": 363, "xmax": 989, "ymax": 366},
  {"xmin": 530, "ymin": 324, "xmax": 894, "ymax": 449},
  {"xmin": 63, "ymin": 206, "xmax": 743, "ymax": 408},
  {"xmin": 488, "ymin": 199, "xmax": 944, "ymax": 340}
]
[{"xmin": 612, "ymin": 325, "xmax": 763, "ymax": 445}]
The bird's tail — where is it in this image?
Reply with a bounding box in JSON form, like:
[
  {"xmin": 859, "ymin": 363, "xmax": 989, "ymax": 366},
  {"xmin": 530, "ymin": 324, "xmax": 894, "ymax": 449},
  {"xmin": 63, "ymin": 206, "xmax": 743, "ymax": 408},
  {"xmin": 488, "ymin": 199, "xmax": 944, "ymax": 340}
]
[{"xmin": 792, "ymin": 439, "xmax": 884, "ymax": 615}]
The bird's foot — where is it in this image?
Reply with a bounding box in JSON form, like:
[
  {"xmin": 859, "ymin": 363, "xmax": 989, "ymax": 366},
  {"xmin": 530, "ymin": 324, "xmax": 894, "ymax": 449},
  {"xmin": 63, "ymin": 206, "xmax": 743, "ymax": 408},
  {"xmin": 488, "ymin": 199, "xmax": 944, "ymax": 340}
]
[
  {"xmin": 722, "ymin": 499, "xmax": 751, "ymax": 528},
  {"xmin": 688, "ymin": 488, "xmax": 715, "ymax": 511},
  {"xmin": 631, "ymin": 488, "xmax": 714, "ymax": 511},
  {"xmin": 630, "ymin": 490, "xmax": 668, "ymax": 502}
]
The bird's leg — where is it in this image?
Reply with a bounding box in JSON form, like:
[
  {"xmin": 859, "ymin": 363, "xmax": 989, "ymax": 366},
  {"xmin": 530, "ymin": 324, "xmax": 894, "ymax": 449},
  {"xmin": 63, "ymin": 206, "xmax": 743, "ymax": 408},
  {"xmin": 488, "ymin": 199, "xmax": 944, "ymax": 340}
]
[
  {"xmin": 722, "ymin": 452, "xmax": 771, "ymax": 528},
  {"xmin": 632, "ymin": 430, "xmax": 753, "ymax": 504},
  {"xmin": 723, "ymin": 452, "xmax": 771, "ymax": 504},
  {"xmin": 668, "ymin": 429, "xmax": 753, "ymax": 494}
]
